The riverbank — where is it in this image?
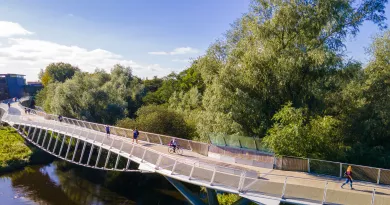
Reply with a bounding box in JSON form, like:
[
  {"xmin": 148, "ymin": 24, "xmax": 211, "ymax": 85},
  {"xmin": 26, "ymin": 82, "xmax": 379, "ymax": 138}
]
[{"xmin": 0, "ymin": 126, "xmax": 54, "ymax": 173}]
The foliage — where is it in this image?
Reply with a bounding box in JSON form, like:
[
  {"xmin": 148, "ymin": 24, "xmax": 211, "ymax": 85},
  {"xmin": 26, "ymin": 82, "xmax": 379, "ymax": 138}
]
[
  {"xmin": 196, "ymin": 0, "xmax": 388, "ymax": 139},
  {"xmin": 0, "ymin": 127, "xmax": 32, "ymax": 172},
  {"xmin": 36, "ymin": 65, "xmax": 143, "ymax": 124},
  {"xmin": 142, "ymin": 64, "xmax": 205, "ymax": 105},
  {"xmin": 116, "ymin": 105, "xmax": 194, "ymax": 139},
  {"xmin": 142, "ymin": 73, "xmax": 179, "ymax": 105},
  {"xmin": 33, "ymin": 0, "xmax": 390, "ymax": 168},
  {"xmin": 341, "ymin": 31, "xmax": 390, "ymax": 167},
  {"xmin": 39, "ymin": 62, "xmax": 80, "ymax": 86},
  {"xmin": 263, "ymin": 103, "xmax": 346, "ymax": 160},
  {"xmin": 216, "ymin": 193, "xmax": 241, "ymax": 205}
]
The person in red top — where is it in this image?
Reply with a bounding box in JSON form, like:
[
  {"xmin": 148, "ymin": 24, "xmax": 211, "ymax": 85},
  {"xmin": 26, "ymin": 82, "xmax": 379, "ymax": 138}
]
[{"xmin": 341, "ymin": 166, "xmax": 353, "ymax": 189}]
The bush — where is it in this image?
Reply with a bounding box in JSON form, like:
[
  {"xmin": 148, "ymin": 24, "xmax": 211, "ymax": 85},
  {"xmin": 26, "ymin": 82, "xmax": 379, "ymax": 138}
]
[{"xmin": 116, "ymin": 105, "xmax": 194, "ymax": 139}]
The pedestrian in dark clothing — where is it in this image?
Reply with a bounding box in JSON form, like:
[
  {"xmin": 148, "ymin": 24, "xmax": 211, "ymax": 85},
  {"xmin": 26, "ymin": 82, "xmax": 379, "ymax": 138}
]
[
  {"xmin": 58, "ymin": 115, "xmax": 63, "ymax": 122},
  {"xmin": 7, "ymin": 102, "xmax": 10, "ymax": 108},
  {"xmin": 133, "ymin": 128, "xmax": 139, "ymax": 144},
  {"xmin": 105, "ymin": 125, "xmax": 110, "ymax": 137},
  {"xmin": 341, "ymin": 166, "xmax": 353, "ymax": 189},
  {"xmin": 24, "ymin": 108, "xmax": 27, "ymax": 114}
]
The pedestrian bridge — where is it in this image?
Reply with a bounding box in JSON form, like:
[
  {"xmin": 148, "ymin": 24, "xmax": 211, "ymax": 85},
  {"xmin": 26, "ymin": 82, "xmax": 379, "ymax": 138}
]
[{"xmin": 1, "ymin": 100, "xmax": 390, "ymax": 205}]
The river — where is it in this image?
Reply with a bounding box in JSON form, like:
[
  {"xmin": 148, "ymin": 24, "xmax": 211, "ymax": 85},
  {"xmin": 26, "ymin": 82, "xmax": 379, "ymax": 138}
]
[{"xmin": 0, "ymin": 161, "xmax": 194, "ymax": 205}]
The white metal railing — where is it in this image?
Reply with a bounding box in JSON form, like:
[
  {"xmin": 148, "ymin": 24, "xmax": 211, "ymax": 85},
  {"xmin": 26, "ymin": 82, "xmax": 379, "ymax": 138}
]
[
  {"xmin": 16, "ymin": 99, "xmax": 208, "ymax": 154},
  {"xmin": 13, "ymin": 98, "xmax": 390, "ymax": 186},
  {"xmin": 2, "ymin": 107, "xmax": 390, "ymax": 204}
]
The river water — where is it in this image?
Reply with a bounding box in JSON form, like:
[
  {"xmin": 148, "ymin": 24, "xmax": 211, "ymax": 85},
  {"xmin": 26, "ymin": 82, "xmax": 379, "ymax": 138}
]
[{"xmin": 0, "ymin": 161, "xmax": 192, "ymax": 205}]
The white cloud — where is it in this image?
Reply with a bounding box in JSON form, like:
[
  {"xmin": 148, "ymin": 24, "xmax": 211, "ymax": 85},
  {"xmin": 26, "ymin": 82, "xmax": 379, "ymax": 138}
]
[
  {"xmin": 0, "ymin": 21, "xmax": 33, "ymax": 37},
  {"xmin": 0, "ymin": 21, "xmax": 174, "ymax": 81},
  {"xmin": 0, "ymin": 38, "xmax": 172, "ymax": 81},
  {"xmin": 172, "ymin": 59, "xmax": 190, "ymax": 63},
  {"xmin": 148, "ymin": 46, "xmax": 198, "ymax": 55},
  {"xmin": 67, "ymin": 13, "xmax": 74, "ymax": 17},
  {"xmin": 170, "ymin": 47, "xmax": 198, "ymax": 55},
  {"xmin": 148, "ymin": 51, "xmax": 168, "ymax": 55}
]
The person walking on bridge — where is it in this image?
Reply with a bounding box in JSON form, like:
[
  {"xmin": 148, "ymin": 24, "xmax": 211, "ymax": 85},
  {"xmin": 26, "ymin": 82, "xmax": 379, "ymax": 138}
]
[
  {"xmin": 105, "ymin": 125, "xmax": 110, "ymax": 137},
  {"xmin": 7, "ymin": 102, "xmax": 10, "ymax": 108},
  {"xmin": 341, "ymin": 166, "xmax": 353, "ymax": 189},
  {"xmin": 132, "ymin": 128, "xmax": 139, "ymax": 144}
]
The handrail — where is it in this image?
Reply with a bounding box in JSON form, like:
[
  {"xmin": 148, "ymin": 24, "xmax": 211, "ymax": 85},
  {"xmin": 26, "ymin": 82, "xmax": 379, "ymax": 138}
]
[
  {"xmin": 23, "ymin": 110, "xmax": 390, "ymax": 189},
  {"xmin": 6, "ymin": 112, "xmax": 234, "ymax": 173},
  {"xmin": 16, "ymin": 99, "xmax": 210, "ymax": 147},
  {"xmin": 14, "ymin": 98, "xmax": 390, "ymax": 185},
  {"xmin": 6, "ymin": 113, "xmax": 247, "ymax": 181}
]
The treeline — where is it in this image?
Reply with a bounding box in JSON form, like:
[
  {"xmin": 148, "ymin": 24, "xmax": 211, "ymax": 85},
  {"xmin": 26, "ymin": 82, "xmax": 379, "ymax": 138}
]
[{"xmin": 36, "ymin": 0, "xmax": 390, "ymax": 168}]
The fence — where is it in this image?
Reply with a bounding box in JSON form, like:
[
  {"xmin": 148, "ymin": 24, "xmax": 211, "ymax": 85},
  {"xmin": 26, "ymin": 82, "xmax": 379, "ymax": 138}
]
[
  {"xmin": 271, "ymin": 156, "xmax": 390, "ymax": 186},
  {"xmin": 209, "ymin": 133, "xmax": 272, "ymax": 153},
  {"xmin": 16, "ymin": 99, "xmax": 211, "ymax": 157},
  {"xmin": 13, "ymin": 97, "xmax": 390, "ymax": 187},
  {"xmin": 209, "ymin": 145, "xmax": 274, "ymax": 163}
]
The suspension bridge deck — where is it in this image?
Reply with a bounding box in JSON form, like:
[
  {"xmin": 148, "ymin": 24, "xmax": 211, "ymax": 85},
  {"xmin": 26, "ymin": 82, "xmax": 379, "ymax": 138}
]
[{"xmin": 2, "ymin": 104, "xmax": 390, "ymax": 205}]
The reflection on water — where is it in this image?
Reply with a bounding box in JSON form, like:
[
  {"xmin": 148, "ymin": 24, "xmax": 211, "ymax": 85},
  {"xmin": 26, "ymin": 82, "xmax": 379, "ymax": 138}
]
[{"xmin": 0, "ymin": 162, "xmax": 189, "ymax": 205}]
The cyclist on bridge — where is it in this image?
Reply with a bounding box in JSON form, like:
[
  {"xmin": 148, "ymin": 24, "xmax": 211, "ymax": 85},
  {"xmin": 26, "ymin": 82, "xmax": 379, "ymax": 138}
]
[{"xmin": 169, "ymin": 138, "xmax": 178, "ymax": 153}]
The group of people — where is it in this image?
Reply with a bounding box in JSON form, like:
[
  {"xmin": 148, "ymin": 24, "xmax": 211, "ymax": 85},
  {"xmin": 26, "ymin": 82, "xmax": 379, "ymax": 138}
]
[
  {"xmin": 24, "ymin": 107, "xmax": 32, "ymax": 114},
  {"xmin": 7, "ymin": 98, "xmax": 19, "ymax": 108},
  {"xmin": 104, "ymin": 125, "xmax": 141, "ymax": 144}
]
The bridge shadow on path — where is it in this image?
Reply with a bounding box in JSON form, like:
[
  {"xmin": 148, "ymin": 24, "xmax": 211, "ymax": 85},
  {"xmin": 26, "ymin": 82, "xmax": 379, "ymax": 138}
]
[
  {"xmin": 141, "ymin": 143, "xmax": 200, "ymax": 159},
  {"xmin": 8, "ymin": 107, "xmax": 21, "ymax": 115}
]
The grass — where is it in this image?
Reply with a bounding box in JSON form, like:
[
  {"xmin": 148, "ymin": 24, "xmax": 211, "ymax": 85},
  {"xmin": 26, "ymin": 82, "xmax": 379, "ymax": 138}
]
[{"xmin": 0, "ymin": 126, "xmax": 33, "ymax": 172}]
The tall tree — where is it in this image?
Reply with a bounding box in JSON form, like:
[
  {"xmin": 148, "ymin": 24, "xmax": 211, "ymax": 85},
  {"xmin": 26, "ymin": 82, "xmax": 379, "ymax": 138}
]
[
  {"xmin": 39, "ymin": 62, "xmax": 80, "ymax": 86},
  {"xmin": 196, "ymin": 0, "xmax": 388, "ymax": 139},
  {"xmin": 343, "ymin": 31, "xmax": 390, "ymax": 166}
]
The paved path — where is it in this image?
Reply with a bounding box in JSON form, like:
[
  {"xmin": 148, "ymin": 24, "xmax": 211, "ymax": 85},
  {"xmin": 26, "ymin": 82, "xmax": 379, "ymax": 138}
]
[{"xmin": 5, "ymin": 105, "xmax": 390, "ymax": 205}]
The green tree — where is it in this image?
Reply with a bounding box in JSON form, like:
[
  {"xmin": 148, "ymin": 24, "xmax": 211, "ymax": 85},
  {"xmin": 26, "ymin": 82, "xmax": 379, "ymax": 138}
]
[
  {"xmin": 116, "ymin": 105, "xmax": 194, "ymax": 139},
  {"xmin": 196, "ymin": 0, "xmax": 388, "ymax": 139},
  {"xmin": 142, "ymin": 73, "xmax": 178, "ymax": 105},
  {"xmin": 39, "ymin": 62, "xmax": 80, "ymax": 86},
  {"xmin": 37, "ymin": 64, "xmax": 143, "ymax": 124},
  {"xmin": 342, "ymin": 31, "xmax": 390, "ymax": 167},
  {"xmin": 263, "ymin": 103, "xmax": 346, "ymax": 159}
]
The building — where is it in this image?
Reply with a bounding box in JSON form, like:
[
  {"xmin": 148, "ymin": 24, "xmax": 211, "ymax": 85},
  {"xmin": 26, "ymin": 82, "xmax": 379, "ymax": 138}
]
[
  {"xmin": 0, "ymin": 74, "xmax": 26, "ymax": 100},
  {"xmin": 0, "ymin": 74, "xmax": 43, "ymax": 101},
  {"xmin": 25, "ymin": 81, "xmax": 44, "ymax": 96}
]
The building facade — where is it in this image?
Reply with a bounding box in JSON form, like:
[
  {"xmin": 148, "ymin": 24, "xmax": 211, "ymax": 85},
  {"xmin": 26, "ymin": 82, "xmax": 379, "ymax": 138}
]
[{"xmin": 0, "ymin": 74, "xmax": 43, "ymax": 101}]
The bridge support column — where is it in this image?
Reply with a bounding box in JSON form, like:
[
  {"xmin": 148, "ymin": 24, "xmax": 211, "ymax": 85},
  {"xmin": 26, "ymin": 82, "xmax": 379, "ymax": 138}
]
[
  {"xmin": 206, "ymin": 188, "xmax": 219, "ymax": 205},
  {"xmin": 164, "ymin": 177, "xmax": 206, "ymax": 205}
]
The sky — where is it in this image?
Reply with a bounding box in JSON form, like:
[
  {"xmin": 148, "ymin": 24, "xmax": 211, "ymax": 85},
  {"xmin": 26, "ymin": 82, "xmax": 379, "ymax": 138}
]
[{"xmin": 0, "ymin": 0, "xmax": 389, "ymax": 82}]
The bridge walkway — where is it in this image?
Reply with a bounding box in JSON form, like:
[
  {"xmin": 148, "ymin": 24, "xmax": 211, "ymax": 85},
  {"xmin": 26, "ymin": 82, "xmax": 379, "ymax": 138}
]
[{"xmin": 3, "ymin": 105, "xmax": 390, "ymax": 205}]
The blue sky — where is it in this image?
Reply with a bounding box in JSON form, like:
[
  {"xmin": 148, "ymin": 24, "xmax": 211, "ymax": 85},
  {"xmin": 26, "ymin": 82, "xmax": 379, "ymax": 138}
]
[{"xmin": 0, "ymin": 0, "xmax": 388, "ymax": 81}]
